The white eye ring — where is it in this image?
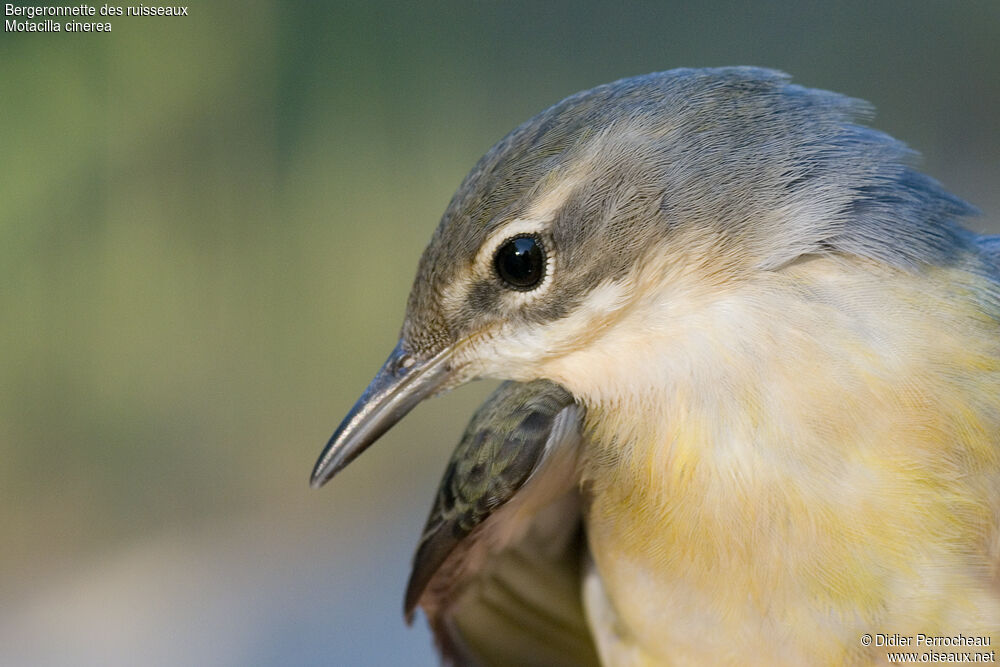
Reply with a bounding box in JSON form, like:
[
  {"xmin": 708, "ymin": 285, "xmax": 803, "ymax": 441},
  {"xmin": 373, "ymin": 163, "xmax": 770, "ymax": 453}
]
[{"xmin": 476, "ymin": 219, "xmax": 556, "ymax": 301}]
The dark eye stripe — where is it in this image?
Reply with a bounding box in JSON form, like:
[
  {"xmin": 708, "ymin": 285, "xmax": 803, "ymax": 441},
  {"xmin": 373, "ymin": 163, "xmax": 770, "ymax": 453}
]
[{"xmin": 494, "ymin": 235, "xmax": 546, "ymax": 290}]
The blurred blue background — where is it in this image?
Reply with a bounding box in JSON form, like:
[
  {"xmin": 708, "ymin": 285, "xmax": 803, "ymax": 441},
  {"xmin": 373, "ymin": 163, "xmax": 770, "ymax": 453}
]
[{"xmin": 2, "ymin": 1, "xmax": 998, "ymax": 665}]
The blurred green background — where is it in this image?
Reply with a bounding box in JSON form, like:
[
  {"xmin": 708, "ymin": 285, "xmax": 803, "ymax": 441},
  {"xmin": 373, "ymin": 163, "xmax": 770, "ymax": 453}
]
[{"xmin": 2, "ymin": 1, "xmax": 998, "ymax": 665}]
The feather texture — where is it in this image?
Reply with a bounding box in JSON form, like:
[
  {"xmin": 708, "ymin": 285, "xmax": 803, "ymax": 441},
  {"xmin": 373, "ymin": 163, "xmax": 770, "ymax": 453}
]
[{"xmin": 407, "ymin": 380, "xmax": 599, "ymax": 666}]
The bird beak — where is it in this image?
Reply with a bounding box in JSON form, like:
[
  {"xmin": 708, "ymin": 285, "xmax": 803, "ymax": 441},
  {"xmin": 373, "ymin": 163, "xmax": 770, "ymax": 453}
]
[{"xmin": 310, "ymin": 340, "xmax": 457, "ymax": 488}]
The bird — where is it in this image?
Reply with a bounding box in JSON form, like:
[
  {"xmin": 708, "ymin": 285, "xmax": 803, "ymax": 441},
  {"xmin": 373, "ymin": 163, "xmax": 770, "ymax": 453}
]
[{"xmin": 310, "ymin": 67, "xmax": 1000, "ymax": 665}]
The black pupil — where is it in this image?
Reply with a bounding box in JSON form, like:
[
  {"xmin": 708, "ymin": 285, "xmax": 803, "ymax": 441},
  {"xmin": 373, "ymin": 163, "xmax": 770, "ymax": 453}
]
[{"xmin": 494, "ymin": 236, "xmax": 544, "ymax": 289}]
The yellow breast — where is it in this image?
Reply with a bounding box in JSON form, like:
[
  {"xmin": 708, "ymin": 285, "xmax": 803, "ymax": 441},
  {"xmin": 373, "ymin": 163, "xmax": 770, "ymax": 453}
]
[{"xmin": 543, "ymin": 255, "xmax": 1000, "ymax": 665}]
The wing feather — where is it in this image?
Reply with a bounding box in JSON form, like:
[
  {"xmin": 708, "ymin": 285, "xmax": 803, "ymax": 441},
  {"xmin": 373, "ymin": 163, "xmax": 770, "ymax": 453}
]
[{"xmin": 406, "ymin": 380, "xmax": 599, "ymax": 666}]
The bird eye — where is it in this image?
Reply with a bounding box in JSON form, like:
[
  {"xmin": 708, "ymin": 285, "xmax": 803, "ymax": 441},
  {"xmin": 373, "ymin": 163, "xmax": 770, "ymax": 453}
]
[{"xmin": 493, "ymin": 235, "xmax": 546, "ymax": 290}]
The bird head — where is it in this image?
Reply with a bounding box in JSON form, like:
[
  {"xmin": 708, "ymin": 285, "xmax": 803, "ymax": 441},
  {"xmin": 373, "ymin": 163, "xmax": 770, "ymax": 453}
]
[{"xmin": 310, "ymin": 66, "xmax": 973, "ymax": 487}]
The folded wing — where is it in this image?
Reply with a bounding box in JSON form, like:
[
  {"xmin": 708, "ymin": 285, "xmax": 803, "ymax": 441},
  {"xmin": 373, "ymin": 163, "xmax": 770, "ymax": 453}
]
[{"xmin": 405, "ymin": 380, "xmax": 599, "ymax": 667}]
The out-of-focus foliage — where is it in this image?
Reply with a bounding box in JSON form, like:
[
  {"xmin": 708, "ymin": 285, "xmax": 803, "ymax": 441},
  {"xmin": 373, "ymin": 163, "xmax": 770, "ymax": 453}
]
[{"xmin": 1, "ymin": 1, "xmax": 997, "ymax": 665}]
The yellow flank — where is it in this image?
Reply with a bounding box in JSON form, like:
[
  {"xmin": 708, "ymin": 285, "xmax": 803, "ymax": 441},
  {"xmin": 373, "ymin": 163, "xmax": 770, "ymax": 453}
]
[{"xmin": 541, "ymin": 253, "xmax": 1000, "ymax": 665}]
